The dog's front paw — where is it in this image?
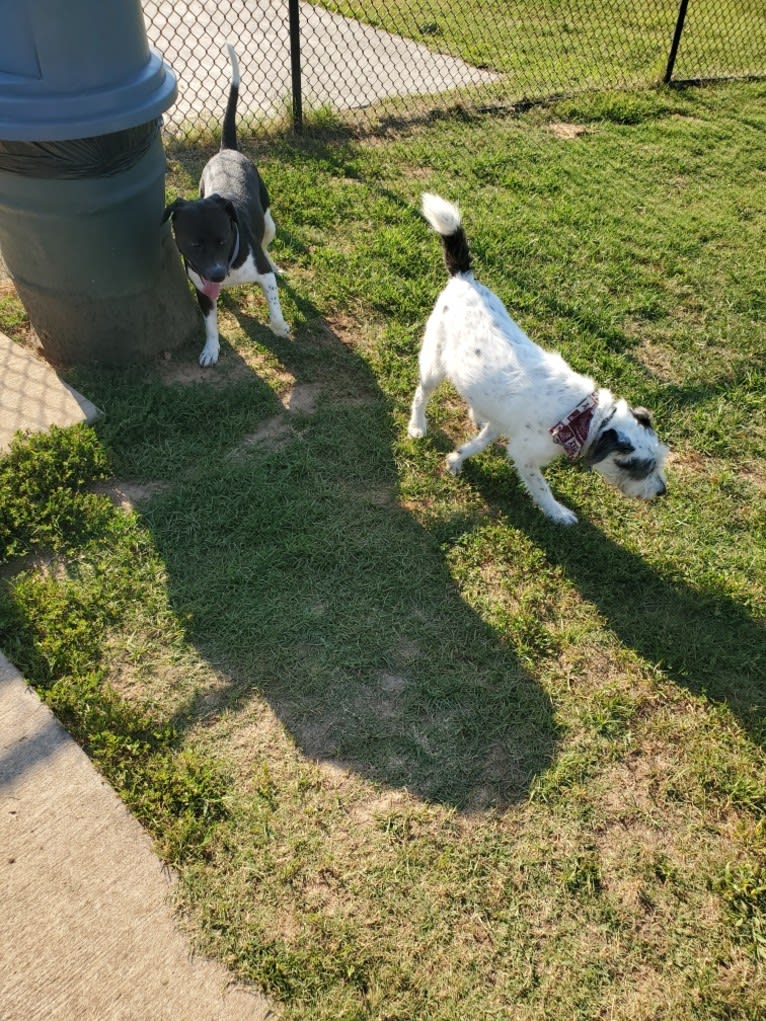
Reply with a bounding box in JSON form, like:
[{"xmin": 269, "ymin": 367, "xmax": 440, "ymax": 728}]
[
  {"xmin": 546, "ymin": 504, "xmax": 578, "ymax": 526},
  {"xmin": 407, "ymin": 412, "xmax": 428, "ymax": 439},
  {"xmin": 445, "ymin": 451, "xmax": 464, "ymax": 474},
  {"xmin": 269, "ymin": 319, "xmax": 291, "ymax": 339},
  {"xmin": 198, "ymin": 342, "xmax": 220, "ymax": 367}
]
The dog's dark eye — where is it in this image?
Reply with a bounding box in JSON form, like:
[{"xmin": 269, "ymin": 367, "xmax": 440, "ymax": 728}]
[
  {"xmin": 617, "ymin": 457, "xmax": 656, "ymax": 480},
  {"xmin": 190, "ymin": 241, "xmax": 202, "ymax": 248},
  {"xmin": 218, "ymin": 240, "xmax": 227, "ymax": 247}
]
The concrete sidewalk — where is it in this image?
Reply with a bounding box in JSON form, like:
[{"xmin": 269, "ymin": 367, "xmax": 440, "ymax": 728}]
[
  {"xmin": 0, "ymin": 653, "xmax": 272, "ymax": 1021},
  {"xmin": 0, "ymin": 328, "xmax": 102, "ymax": 454}
]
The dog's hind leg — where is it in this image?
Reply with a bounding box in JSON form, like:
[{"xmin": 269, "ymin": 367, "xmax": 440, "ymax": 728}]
[
  {"xmin": 408, "ymin": 381, "xmax": 435, "ymax": 439},
  {"xmin": 408, "ymin": 326, "xmax": 446, "ymax": 438},
  {"xmin": 408, "ymin": 370, "xmax": 447, "ymax": 438},
  {"xmin": 255, "ymin": 270, "xmax": 290, "ymax": 338},
  {"xmin": 262, "ymin": 210, "xmax": 282, "ymax": 275},
  {"xmin": 445, "ymin": 422, "xmax": 500, "ymax": 473},
  {"xmin": 468, "ymin": 406, "xmax": 486, "ymax": 428}
]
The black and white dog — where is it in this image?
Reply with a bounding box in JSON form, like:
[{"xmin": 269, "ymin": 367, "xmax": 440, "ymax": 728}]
[
  {"xmin": 163, "ymin": 45, "xmax": 290, "ymax": 366},
  {"xmin": 408, "ymin": 194, "xmax": 668, "ymax": 525}
]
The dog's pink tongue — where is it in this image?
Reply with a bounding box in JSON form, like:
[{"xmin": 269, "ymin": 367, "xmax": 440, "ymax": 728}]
[{"xmin": 201, "ymin": 279, "xmax": 222, "ymax": 300}]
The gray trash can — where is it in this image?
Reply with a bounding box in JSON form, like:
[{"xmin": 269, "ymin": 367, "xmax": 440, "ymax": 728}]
[{"xmin": 0, "ymin": 0, "xmax": 198, "ymax": 365}]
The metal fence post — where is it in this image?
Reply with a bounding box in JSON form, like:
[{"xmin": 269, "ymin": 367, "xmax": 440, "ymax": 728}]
[
  {"xmin": 288, "ymin": 0, "xmax": 303, "ymax": 134},
  {"xmin": 664, "ymin": 0, "xmax": 690, "ymax": 83}
]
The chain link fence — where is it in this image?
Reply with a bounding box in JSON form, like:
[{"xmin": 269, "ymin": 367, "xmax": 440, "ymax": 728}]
[{"xmin": 143, "ymin": 1, "xmax": 766, "ymax": 140}]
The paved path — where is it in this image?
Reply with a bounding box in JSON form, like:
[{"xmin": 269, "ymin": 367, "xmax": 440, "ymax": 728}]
[
  {"xmin": 146, "ymin": 0, "xmax": 499, "ymax": 129},
  {"xmin": 0, "ymin": 653, "xmax": 272, "ymax": 1021},
  {"xmin": 0, "ymin": 329, "xmax": 101, "ymax": 454}
]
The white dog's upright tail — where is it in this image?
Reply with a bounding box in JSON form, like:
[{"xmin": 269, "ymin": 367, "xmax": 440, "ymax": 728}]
[{"xmin": 421, "ymin": 193, "xmax": 472, "ymax": 276}]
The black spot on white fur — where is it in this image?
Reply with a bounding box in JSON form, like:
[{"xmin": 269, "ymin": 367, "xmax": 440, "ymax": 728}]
[
  {"xmin": 585, "ymin": 428, "xmax": 633, "ymax": 466},
  {"xmin": 617, "ymin": 456, "xmax": 657, "ymax": 481},
  {"xmin": 630, "ymin": 406, "xmax": 654, "ymax": 430}
]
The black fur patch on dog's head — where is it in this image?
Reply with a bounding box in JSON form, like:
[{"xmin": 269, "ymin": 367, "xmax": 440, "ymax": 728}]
[
  {"xmin": 585, "ymin": 428, "xmax": 634, "ymax": 466},
  {"xmin": 205, "ymin": 193, "xmax": 238, "ymax": 224},
  {"xmin": 162, "ymin": 194, "xmax": 237, "ymax": 226},
  {"xmin": 615, "ymin": 456, "xmax": 657, "ymax": 480},
  {"xmin": 630, "ymin": 406, "xmax": 654, "ymax": 430}
]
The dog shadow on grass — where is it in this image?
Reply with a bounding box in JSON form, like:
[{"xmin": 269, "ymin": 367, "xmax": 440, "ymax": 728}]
[
  {"xmin": 462, "ymin": 463, "xmax": 765, "ymax": 748},
  {"xmin": 133, "ymin": 307, "xmax": 560, "ymax": 812}
]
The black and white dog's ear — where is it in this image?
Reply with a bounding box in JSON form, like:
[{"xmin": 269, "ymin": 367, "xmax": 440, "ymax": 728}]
[
  {"xmin": 162, "ymin": 198, "xmax": 187, "ymax": 223},
  {"xmin": 586, "ymin": 428, "xmax": 634, "ymax": 465},
  {"xmin": 631, "ymin": 406, "xmax": 654, "ymax": 430},
  {"xmin": 210, "ymin": 194, "xmax": 239, "ymax": 225}
]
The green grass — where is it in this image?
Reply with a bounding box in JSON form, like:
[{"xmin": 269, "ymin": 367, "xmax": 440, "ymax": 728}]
[{"xmin": 2, "ymin": 80, "xmax": 765, "ymax": 1019}]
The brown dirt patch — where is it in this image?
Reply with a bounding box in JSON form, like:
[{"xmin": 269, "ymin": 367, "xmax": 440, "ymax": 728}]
[
  {"xmin": 548, "ymin": 122, "xmax": 589, "ymax": 140},
  {"xmin": 157, "ymin": 357, "xmax": 238, "ymax": 388},
  {"xmin": 157, "ymin": 351, "xmax": 272, "ymax": 389},
  {"xmin": 0, "ymin": 550, "xmax": 54, "ymax": 581},
  {"xmin": 364, "ymin": 486, "xmax": 399, "ymax": 509},
  {"xmin": 281, "ymin": 382, "xmax": 321, "ymax": 415},
  {"xmin": 230, "ymin": 382, "xmax": 324, "ymax": 456},
  {"xmin": 92, "ymin": 480, "xmax": 169, "ymax": 511},
  {"xmin": 633, "ymin": 337, "xmax": 687, "ymax": 384},
  {"xmin": 234, "ymin": 418, "xmax": 294, "ymax": 455}
]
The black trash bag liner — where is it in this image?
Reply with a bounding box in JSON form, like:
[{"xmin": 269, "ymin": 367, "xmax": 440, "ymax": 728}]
[{"xmin": 0, "ymin": 120, "xmax": 160, "ymax": 179}]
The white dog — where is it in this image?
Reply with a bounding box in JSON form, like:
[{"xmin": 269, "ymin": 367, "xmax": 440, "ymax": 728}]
[{"xmin": 408, "ymin": 193, "xmax": 668, "ymax": 525}]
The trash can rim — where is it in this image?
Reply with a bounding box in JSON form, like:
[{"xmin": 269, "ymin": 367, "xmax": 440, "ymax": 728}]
[{"xmin": 0, "ymin": 49, "xmax": 176, "ymax": 142}]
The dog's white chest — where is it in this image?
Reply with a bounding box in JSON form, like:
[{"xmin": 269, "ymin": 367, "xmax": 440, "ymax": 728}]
[{"xmin": 223, "ymin": 252, "xmax": 260, "ymax": 287}]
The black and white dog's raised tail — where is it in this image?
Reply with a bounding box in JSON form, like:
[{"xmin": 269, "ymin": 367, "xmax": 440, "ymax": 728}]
[
  {"xmin": 163, "ymin": 45, "xmax": 289, "ymax": 367},
  {"xmin": 422, "ymin": 193, "xmax": 473, "ymax": 277},
  {"xmin": 409, "ymin": 193, "xmax": 668, "ymax": 525},
  {"xmin": 221, "ymin": 44, "xmax": 240, "ymax": 153}
]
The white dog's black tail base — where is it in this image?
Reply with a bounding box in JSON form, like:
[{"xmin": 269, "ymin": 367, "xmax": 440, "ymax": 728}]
[
  {"xmin": 221, "ymin": 45, "xmax": 241, "ymax": 152},
  {"xmin": 421, "ymin": 193, "xmax": 472, "ymax": 276},
  {"xmin": 440, "ymin": 224, "xmax": 472, "ymax": 276}
]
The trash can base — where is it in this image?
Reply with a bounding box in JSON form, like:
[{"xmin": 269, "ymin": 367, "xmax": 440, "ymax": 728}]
[{"xmin": 11, "ymin": 231, "xmax": 199, "ymax": 366}]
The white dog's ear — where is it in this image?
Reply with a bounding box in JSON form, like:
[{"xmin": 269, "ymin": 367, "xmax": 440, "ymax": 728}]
[
  {"xmin": 631, "ymin": 406, "xmax": 654, "ymax": 429},
  {"xmin": 587, "ymin": 428, "xmax": 634, "ymax": 465}
]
